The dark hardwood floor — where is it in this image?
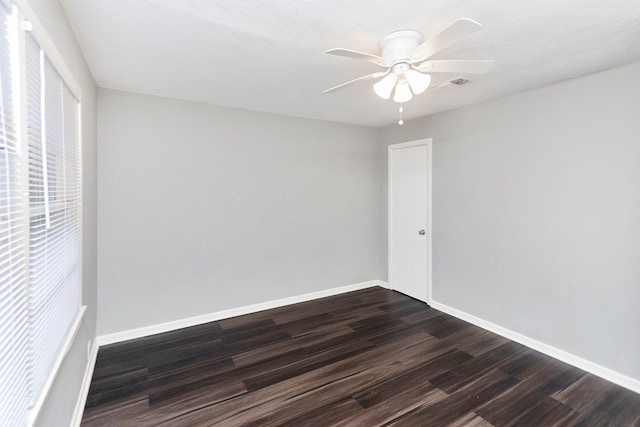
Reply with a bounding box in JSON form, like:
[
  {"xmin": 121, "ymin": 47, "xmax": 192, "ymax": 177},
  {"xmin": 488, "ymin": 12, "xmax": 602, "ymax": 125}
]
[{"xmin": 81, "ymin": 287, "xmax": 640, "ymax": 426}]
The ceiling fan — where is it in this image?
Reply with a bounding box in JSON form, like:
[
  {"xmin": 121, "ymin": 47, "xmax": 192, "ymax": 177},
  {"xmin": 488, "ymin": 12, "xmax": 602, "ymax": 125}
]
[{"xmin": 324, "ymin": 18, "xmax": 494, "ymax": 103}]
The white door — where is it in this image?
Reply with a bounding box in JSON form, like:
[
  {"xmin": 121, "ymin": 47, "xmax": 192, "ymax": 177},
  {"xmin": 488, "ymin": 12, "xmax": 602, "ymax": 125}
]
[{"xmin": 389, "ymin": 139, "xmax": 431, "ymax": 303}]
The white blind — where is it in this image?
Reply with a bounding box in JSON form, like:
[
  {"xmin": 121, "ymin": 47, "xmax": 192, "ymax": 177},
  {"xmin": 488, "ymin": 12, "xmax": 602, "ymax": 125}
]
[
  {"xmin": 25, "ymin": 32, "xmax": 82, "ymax": 407},
  {"xmin": 0, "ymin": 4, "xmax": 83, "ymax": 423},
  {"xmin": 0, "ymin": 2, "xmax": 30, "ymax": 426}
]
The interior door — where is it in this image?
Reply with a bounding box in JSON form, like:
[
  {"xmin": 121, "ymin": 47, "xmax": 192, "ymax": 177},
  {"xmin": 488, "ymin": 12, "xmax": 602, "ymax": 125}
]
[{"xmin": 389, "ymin": 140, "xmax": 431, "ymax": 303}]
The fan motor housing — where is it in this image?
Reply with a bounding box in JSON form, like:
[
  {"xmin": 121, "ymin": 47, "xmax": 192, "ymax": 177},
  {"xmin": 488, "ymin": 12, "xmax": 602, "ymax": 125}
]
[{"xmin": 379, "ymin": 30, "xmax": 424, "ymax": 62}]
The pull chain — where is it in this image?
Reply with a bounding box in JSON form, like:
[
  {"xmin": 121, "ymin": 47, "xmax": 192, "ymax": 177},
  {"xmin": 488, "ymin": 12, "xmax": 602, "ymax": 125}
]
[{"xmin": 398, "ymin": 105, "xmax": 404, "ymax": 125}]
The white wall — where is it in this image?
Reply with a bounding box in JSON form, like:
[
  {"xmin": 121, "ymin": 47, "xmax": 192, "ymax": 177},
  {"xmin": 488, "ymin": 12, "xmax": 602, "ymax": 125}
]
[
  {"xmin": 25, "ymin": 0, "xmax": 98, "ymax": 425},
  {"xmin": 380, "ymin": 61, "xmax": 640, "ymax": 382},
  {"xmin": 97, "ymin": 89, "xmax": 384, "ymax": 335}
]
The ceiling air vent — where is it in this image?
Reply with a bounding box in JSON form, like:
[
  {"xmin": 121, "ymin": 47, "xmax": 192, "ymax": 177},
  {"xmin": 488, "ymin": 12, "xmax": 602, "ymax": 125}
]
[{"xmin": 450, "ymin": 77, "xmax": 470, "ymax": 85}]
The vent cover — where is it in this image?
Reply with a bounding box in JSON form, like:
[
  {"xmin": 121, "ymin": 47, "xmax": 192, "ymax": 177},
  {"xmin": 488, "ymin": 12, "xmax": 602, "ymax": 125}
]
[{"xmin": 450, "ymin": 77, "xmax": 470, "ymax": 85}]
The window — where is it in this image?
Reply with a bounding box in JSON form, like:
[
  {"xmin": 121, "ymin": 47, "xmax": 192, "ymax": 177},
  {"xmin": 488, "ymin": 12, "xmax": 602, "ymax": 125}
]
[
  {"xmin": 0, "ymin": 2, "xmax": 30, "ymax": 425},
  {"xmin": 0, "ymin": 1, "xmax": 84, "ymax": 425}
]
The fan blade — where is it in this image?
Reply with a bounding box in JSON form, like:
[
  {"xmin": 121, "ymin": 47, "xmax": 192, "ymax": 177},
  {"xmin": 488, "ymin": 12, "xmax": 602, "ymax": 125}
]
[
  {"xmin": 411, "ymin": 18, "xmax": 482, "ymax": 63},
  {"xmin": 414, "ymin": 60, "xmax": 494, "ymax": 74},
  {"xmin": 326, "ymin": 48, "xmax": 391, "ymax": 67},
  {"xmin": 429, "ymin": 79, "xmax": 457, "ymax": 90},
  {"xmin": 323, "ymin": 71, "xmax": 388, "ymax": 94}
]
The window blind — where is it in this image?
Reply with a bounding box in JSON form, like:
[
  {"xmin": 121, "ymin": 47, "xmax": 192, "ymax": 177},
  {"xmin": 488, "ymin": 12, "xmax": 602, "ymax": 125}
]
[
  {"xmin": 0, "ymin": 2, "xmax": 30, "ymax": 425},
  {"xmin": 0, "ymin": 2, "xmax": 83, "ymax": 423},
  {"xmin": 26, "ymin": 32, "xmax": 82, "ymax": 407}
]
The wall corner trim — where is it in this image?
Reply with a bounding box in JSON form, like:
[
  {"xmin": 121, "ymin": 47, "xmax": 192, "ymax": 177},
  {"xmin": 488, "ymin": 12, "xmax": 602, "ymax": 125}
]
[
  {"xmin": 96, "ymin": 280, "xmax": 387, "ymax": 346},
  {"xmin": 430, "ymin": 300, "xmax": 640, "ymax": 395},
  {"xmin": 70, "ymin": 340, "xmax": 99, "ymax": 427}
]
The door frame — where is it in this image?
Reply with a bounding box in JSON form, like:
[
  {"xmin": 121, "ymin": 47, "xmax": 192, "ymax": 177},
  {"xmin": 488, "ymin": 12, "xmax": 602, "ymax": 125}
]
[{"xmin": 388, "ymin": 138, "xmax": 433, "ymax": 304}]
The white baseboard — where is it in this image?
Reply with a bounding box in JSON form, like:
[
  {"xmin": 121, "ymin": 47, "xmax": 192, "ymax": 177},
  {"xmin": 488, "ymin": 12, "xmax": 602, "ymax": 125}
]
[
  {"xmin": 430, "ymin": 300, "xmax": 640, "ymax": 395},
  {"xmin": 377, "ymin": 280, "xmax": 390, "ymax": 289},
  {"xmin": 70, "ymin": 339, "xmax": 99, "ymax": 427},
  {"xmin": 97, "ymin": 280, "xmax": 386, "ymax": 346}
]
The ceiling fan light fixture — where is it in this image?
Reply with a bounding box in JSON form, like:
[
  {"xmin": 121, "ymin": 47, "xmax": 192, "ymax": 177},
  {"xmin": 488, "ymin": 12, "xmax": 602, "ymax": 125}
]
[
  {"xmin": 373, "ymin": 74, "xmax": 397, "ymax": 99},
  {"xmin": 324, "ymin": 17, "xmax": 492, "ymax": 108},
  {"xmin": 405, "ymin": 69, "xmax": 431, "ymax": 95},
  {"xmin": 393, "ymin": 79, "xmax": 413, "ymax": 103}
]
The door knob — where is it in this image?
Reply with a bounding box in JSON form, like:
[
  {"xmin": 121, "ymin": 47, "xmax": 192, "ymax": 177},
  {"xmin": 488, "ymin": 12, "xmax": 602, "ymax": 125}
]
[{"xmin": 418, "ymin": 229, "xmax": 426, "ymax": 235}]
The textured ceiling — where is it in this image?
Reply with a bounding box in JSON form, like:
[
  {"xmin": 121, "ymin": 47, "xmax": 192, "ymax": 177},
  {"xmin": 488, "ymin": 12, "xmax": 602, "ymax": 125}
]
[{"xmin": 60, "ymin": 0, "xmax": 640, "ymax": 127}]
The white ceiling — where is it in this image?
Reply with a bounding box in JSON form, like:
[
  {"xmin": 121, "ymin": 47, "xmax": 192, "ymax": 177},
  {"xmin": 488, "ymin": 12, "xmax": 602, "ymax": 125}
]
[{"xmin": 60, "ymin": 0, "xmax": 640, "ymax": 127}]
